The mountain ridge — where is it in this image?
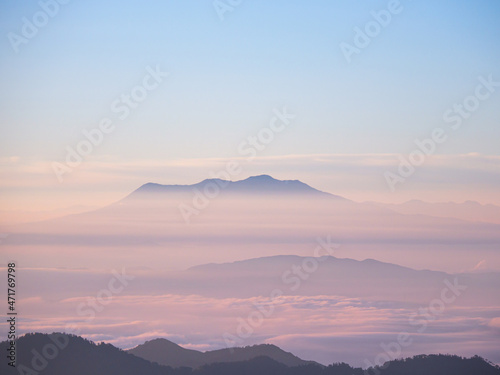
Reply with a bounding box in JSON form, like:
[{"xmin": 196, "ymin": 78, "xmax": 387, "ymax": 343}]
[
  {"xmin": 127, "ymin": 337, "xmax": 316, "ymax": 368},
  {"xmin": 128, "ymin": 174, "xmax": 340, "ymax": 199}
]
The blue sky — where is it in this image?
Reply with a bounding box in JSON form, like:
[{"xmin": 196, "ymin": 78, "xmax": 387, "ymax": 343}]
[{"xmin": 0, "ymin": 0, "xmax": 499, "ymax": 210}]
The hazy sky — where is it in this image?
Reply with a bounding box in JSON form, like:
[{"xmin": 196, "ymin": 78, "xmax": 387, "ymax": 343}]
[{"xmin": 1, "ymin": 0, "xmax": 500, "ymax": 212}]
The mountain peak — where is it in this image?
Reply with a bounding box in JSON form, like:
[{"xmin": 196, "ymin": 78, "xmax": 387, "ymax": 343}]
[
  {"xmin": 243, "ymin": 174, "xmax": 276, "ymax": 181},
  {"xmin": 140, "ymin": 337, "xmax": 182, "ymax": 348}
]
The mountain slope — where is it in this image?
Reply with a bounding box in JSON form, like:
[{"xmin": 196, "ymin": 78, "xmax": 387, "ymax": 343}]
[
  {"xmin": 126, "ymin": 338, "xmax": 204, "ymax": 367},
  {"xmin": 0, "ymin": 333, "xmax": 177, "ymax": 375}
]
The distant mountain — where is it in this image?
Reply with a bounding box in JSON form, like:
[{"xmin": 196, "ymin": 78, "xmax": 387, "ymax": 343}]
[
  {"xmin": 1, "ymin": 333, "xmax": 499, "ymax": 375},
  {"xmin": 128, "ymin": 175, "xmax": 338, "ymax": 199},
  {"xmin": 184, "ymin": 255, "xmax": 500, "ymax": 306},
  {"xmin": 8, "ymin": 254, "xmax": 500, "ymax": 308},
  {"xmin": 127, "ymin": 338, "xmax": 315, "ymax": 368}
]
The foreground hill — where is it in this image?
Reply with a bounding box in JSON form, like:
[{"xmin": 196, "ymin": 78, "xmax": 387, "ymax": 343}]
[
  {"xmin": 1, "ymin": 333, "xmax": 499, "ymax": 375},
  {"xmin": 127, "ymin": 338, "xmax": 314, "ymax": 368},
  {"xmin": 0, "ymin": 333, "xmax": 178, "ymax": 375}
]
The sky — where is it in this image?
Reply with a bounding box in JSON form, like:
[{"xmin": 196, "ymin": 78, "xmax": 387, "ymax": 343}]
[{"xmin": 0, "ymin": 0, "xmax": 499, "ymax": 215}]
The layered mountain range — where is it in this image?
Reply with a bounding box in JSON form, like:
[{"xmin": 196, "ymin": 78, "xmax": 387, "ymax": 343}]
[
  {"xmin": 1, "ymin": 176, "xmax": 499, "ymax": 366},
  {"xmin": 1, "ymin": 333, "xmax": 499, "ymax": 375},
  {"xmin": 2, "ymin": 175, "xmax": 499, "ymax": 271}
]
